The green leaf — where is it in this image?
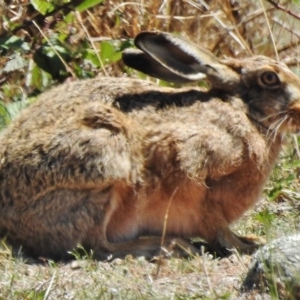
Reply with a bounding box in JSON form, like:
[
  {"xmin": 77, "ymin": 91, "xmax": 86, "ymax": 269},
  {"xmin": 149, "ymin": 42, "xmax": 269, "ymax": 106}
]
[
  {"xmin": 82, "ymin": 42, "xmax": 122, "ymax": 69},
  {"xmin": 0, "ymin": 102, "xmax": 10, "ymax": 130},
  {"xmin": 64, "ymin": 11, "xmax": 75, "ymax": 23},
  {"xmin": 0, "ymin": 36, "xmax": 30, "ymax": 52},
  {"xmin": 33, "ymin": 39, "xmax": 71, "ymax": 80},
  {"xmin": 26, "ymin": 60, "xmax": 52, "ymax": 91},
  {"xmin": 6, "ymin": 100, "xmax": 29, "ymax": 121},
  {"xmin": 100, "ymin": 42, "xmax": 114, "ymax": 61},
  {"xmin": 83, "ymin": 49, "xmax": 101, "ymax": 67},
  {"xmin": 47, "ymin": 44, "xmax": 69, "ymax": 56},
  {"xmin": 255, "ymin": 208, "xmax": 276, "ymax": 226},
  {"xmin": 268, "ymin": 186, "xmax": 282, "ymax": 201},
  {"xmin": 3, "ymin": 55, "xmax": 27, "ymax": 73},
  {"xmin": 0, "ymin": 100, "xmax": 29, "ymax": 129},
  {"xmin": 30, "ymin": 0, "xmax": 55, "ymax": 15},
  {"xmin": 76, "ymin": 0, "xmax": 104, "ymax": 12},
  {"xmin": 100, "ymin": 41, "xmax": 122, "ymax": 64}
]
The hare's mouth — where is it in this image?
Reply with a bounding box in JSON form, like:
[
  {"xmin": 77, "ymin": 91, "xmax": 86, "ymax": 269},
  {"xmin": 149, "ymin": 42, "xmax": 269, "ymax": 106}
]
[{"xmin": 260, "ymin": 110, "xmax": 300, "ymax": 136}]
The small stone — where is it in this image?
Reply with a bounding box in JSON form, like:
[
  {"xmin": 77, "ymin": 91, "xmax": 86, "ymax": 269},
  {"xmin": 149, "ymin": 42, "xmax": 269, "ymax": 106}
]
[
  {"xmin": 242, "ymin": 234, "xmax": 300, "ymax": 296},
  {"xmin": 111, "ymin": 258, "xmax": 123, "ymax": 265},
  {"xmin": 70, "ymin": 260, "xmax": 88, "ymax": 269}
]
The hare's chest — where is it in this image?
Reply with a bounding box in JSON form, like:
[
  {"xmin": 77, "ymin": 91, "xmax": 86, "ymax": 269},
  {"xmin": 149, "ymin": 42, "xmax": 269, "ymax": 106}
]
[{"xmin": 205, "ymin": 160, "xmax": 271, "ymax": 223}]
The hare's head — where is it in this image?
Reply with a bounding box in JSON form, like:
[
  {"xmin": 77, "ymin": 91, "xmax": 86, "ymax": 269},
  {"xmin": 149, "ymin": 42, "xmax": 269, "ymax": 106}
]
[{"xmin": 122, "ymin": 32, "xmax": 300, "ymax": 134}]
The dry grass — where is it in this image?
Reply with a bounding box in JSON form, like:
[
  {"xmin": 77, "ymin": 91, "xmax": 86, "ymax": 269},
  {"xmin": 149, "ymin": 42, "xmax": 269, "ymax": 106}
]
[
  {"xmin": 1, "ymin": 0, "xmax": 300, "ymax": 82},
  {"xmin": 0, "ymin": 245, "xmax": 266, "ymax": 299}
]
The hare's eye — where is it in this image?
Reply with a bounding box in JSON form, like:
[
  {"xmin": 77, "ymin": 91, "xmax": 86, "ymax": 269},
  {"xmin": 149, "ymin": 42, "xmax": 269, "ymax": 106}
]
[{"xmin": 260, "ymin": 71, "xmax": 280, "ymax": 87}]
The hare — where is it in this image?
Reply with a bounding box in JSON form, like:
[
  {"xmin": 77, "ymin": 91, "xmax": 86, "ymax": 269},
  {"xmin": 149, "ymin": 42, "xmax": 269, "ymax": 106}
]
[{"xmin": 0, "ymin": 31, "xmax": 300, "ymax": 260}]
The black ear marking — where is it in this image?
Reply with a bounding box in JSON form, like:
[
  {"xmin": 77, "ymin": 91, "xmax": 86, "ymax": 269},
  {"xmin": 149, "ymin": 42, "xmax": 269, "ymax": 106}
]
[
  {"xmin": 122, "ymin": 49, "xmax": 194, "ymax": 83},
  {"xmin": 135, "ymin": 32, "xmax": 205, "ymax": 75},
  {"xmin": 134, "ymin": 32, "xmax": 212, "ymax": 80}
]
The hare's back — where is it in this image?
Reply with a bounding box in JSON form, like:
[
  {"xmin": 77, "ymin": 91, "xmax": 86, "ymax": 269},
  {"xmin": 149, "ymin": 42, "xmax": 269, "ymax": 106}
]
[
  {"xmin": 10, "ymin": 77, "xmax": 159, "ymax": 129},
  {"xmin": 0, "ymin": 77, "xmax": 160, "ymax": 202}
]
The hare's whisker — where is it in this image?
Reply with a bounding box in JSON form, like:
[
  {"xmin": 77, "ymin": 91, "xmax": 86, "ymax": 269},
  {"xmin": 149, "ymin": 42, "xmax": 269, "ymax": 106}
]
[
  {"xmin": 266, "ymin": 117, "xmax": 281, "ymax": 136},
  {"xmin": 272, "ymin": 116, "xmax": 288, "ymax": 143},
  {"xmin": 259, "ymin": 110, "xmax": 287, "ymax": 122},
  {"xmin": 266, "ymin": 116, "xmax": 287, "ymax": 143},
  {"xmin": 287, "ymin": 117, "xmax": 293, "ymax": 131}
]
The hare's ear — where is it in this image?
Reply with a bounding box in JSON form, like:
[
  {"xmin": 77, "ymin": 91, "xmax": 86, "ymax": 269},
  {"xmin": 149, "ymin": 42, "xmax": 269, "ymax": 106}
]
[
  {"xmin": 122, "ymin": 49, "xmax": 193, "ymax": 83},
  {"xmin": 122, "ymin": 32, "xmax": 239, "ymax": 88}
]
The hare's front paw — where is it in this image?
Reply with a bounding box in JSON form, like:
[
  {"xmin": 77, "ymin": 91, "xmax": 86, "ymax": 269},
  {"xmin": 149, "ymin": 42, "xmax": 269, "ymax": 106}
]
[
  {"xmin": 208, "ymin": 228, "xmax": 264, "ymax": 256},
  {"xmin": 157, "ymin": 238, "xmax": 201, "ymax": 258}
]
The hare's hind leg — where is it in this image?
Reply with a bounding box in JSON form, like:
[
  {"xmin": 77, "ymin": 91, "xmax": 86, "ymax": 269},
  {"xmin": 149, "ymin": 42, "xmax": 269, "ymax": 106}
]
[{"xmin": 1, "ymin": 187, "xmax": 117, "ymax": 260}]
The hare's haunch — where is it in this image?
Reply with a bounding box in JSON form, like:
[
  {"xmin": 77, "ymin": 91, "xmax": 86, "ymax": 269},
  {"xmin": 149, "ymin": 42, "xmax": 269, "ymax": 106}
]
[{"xmin": 1, "ymin": 32, "xmax": 300, "ymax": 260}]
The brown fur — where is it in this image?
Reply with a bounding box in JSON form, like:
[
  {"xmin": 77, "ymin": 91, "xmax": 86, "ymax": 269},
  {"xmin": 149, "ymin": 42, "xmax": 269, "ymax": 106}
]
[{"xmin": 1, "ymin": 32, "xmax": 300, "ymax": 260}]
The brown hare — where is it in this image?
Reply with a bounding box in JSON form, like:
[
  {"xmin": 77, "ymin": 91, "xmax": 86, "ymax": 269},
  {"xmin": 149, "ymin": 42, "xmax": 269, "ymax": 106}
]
[{"xmin": 0, "ymin": 31, "xmax": 300, "ymax": 260}]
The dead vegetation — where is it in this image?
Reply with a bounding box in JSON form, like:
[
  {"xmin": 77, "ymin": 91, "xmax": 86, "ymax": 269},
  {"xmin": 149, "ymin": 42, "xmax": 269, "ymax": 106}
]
[{"xmin": 1, "ymin": 0, "xmax": 300, "ymax": 90}]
